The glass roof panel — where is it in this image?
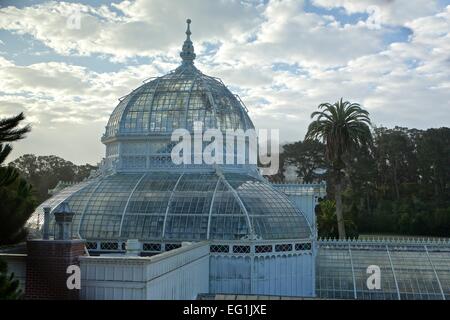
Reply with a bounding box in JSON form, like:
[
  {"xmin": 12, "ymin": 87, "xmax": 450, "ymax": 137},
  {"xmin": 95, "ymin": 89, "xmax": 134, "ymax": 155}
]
[
  {"xmin": 104, "ymin": 66, "xmax": 254, "ymax": 138},
  {"xmin": 316, "ymin": 241, "xmax": 450, "ymax": 300},
  {"xmin": 32, "ymin": 172, "xmax": 311, "ymax": 241}
]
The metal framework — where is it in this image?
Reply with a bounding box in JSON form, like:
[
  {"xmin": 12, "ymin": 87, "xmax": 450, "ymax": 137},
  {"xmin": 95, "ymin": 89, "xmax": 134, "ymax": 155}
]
[
  {"xmin": 77, "ymin": 178, "xmax": 104, "ymax": 238},
  {"xmin": 32, "ymin": 172, "xmax": 312, "ymax": 242},
  {"xmin": 316, "ymin": 238, "xmax": 450, "ymax": 300},
  {"xmin": 78, "ymin": 237, "xmax": 450, "ymax": 300},
  {"xmin": 27, "ymin": 178, "xmax": 99, "ymax": 230},
  {"xmin": 385, "ymin": 244, "xmax": 401, "ymax": 300},
  {"xmin": 161, "ymin": 173, "xmax": 184, "ymax": 238},
  {"xmin": 100, "ymin": 21, "xmax": 255, "ymax": 174},
  {"xmin": 118, "ymin": 173, "xmax": 147, "ymax": 237},
  {"xmin": 29, "ymin": 14, "xmax": 317, "ymax": 243},
  {"xmin": 102, "ymin": 44, "xmax": 253, "ymax": 139},
  {"xmin": 25, "ymin": 20, "xmax": 450, "ymax": 301},
  {"xmin": 206, "ymin": 177, "xmax": 222, "ymax": 239},
  {"xmin": 424, "ymin": 245, "xmax": 446, "ymax": 300}
]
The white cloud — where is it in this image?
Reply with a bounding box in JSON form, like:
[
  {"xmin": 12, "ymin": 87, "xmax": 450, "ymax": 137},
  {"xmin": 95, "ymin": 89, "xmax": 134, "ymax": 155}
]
[
  {"xmin": 0, "ymin": 0, "xmax": 263, "ymax": 61},
  {"xmin": 0, "ymin": 55, "xmax": 173, "ymax": 163},
  {"xmin": 213, "ymin": 0, "xmax": 386, "ymax": 68},
  {"xmin": 312, "ymin": 0, "xmax": 441, "ymax": 26},
  {"xmin": 0, "ymin": 1, "xmax": 449, "ymax": 164}
]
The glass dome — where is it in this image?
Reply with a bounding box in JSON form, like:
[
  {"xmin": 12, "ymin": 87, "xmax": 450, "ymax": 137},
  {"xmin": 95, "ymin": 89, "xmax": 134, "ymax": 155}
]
[
  {"xmin": 103, "ymin": 67, "xmax": 254, "ymax": 138},
  {"xmin": 28, "ymin": 20, "xmax": 312, "ymax": 243},
  {"xmin": 103, "ymin": 20, "xmax": 253, "ymax": 139},
  {"xmin": 31, "ymin": 172, "xmax": 312, "ymax": 241}
]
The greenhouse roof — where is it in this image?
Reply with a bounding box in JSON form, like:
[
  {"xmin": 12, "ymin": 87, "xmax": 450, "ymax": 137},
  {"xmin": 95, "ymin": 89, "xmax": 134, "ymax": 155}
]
[
  {"xmin": 29, "ymin": 172, "xmax": 312, "ymax": 242},
  {"xmin": 316, "ymin": 239, "xmax": 450, "ymax": 300}
]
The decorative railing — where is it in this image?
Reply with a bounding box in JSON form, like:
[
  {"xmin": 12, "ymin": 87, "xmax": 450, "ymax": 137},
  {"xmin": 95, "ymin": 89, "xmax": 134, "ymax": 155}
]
[
  {"xmin": 272, "ymin": 182, "xmax": 326, "ymax": 196},
  {"xmin": 318, "ymin": 237, "xmax": 450, "ymax": 246},
  {"xmin": 83, "ymin": 238, "xmax": 315, "ymax": 257}
]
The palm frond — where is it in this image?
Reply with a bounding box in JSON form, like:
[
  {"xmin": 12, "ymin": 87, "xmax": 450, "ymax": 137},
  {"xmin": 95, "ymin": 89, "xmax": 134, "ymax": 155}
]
[
  {"xmin": 305, "ymin": 98, "xmax": 373, "ymax": 167},
  {"xmin": 0, "ymin": 144, "xmax": 12, "ymax": 164},
  {"xmin": 0, "ymin": 166, "xmax": 19, "ymax": 187},
  {"xmin": 0, "ymin": 112, "xmax": 31, "ymax": 143}
]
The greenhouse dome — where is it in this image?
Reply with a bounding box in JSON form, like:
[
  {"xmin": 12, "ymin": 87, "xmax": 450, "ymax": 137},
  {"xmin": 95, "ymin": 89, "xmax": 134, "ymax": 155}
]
[
  {"xmin": 29, "ymin": 19, "xmax": 312, "ymax": 244},
  {"xmin": 31, "ymin": 172, "xmax": 312, "ymax": 242},
  {"xmin": 103, "ymin": 19, "xmax": 253, "ymax": 139},
  {"xmin": 17, "ymin": 19, "xmax": 450, "ymax": 302},
  {"xmin": 103, "ymin": 61, "xmax": 254, "ymax": 138}
]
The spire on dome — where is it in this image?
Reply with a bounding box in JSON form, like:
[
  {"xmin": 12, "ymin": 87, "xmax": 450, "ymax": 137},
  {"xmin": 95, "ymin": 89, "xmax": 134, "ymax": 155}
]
[{"xmin": 180, "ymin": 18, "xmax": 196, "ymax": 65}]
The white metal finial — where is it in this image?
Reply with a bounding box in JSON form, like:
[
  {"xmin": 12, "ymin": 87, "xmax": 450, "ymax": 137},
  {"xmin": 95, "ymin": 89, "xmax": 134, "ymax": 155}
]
[
  {"xmin": 186, "ymin": 19, "xmax": 191, "ymax": 34},
  {"xmin": 180, "ymin": 18, "xmax": 196, "ymax": 64}
]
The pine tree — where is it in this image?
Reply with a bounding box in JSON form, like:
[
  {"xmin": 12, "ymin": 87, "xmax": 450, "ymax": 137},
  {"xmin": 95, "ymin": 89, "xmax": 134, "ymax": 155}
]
[
  {"xmin": 0, "ymin": 258, "xmax": 22, "ymax": 300},
  {"xmin": 0, "ymin": 113, "xmax": 36, "ymax": 245}
]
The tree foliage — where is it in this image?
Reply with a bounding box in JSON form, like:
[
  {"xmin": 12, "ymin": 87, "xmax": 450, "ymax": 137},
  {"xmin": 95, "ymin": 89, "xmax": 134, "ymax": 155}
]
[
  {"xmin": 9, "ymin": 154, "xmax": 97, "ymax": 204},
  {"xmin": 0, "ymin": 113, "xmax": 36, "ymax": 245},
  {"xmin": 280, "ymin": 126, "xmax": 450, "ymax": 238},
  {"xmin": 316, "ymin": 200, "xmax": 357, "ymax": 238},
  {"xmin": 305, "ymin": 99, "xmax": 372, "ymax": 238},
  {"xmin": 0, "ymin": 174, "xmax": 36, "ymax": 245},
  {"xmin": 0, "ymin": 112, "xmax": 30, "ymax": 143},
  {"xmin": 0, "ymin": 258, "xmax": 22, "ymax": 300},
  {"xmin": 282, "ymin": 140, "xmax": 326, "ymax": 183}
]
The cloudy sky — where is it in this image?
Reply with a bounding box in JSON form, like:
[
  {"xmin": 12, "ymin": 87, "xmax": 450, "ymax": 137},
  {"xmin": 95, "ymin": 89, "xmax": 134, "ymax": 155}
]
[{"xmin": 0, "ymin": 0, "xmax": 449, "ymax": 165}]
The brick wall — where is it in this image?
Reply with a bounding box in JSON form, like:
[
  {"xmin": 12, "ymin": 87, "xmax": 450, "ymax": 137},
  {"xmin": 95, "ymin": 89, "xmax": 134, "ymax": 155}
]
[{"xmin": 25, "ymin": 239, "xmax": 85, "ymax": 300}]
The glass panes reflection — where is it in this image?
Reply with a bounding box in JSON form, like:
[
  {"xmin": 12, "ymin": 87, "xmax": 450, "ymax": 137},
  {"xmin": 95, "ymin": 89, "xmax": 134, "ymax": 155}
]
[
  {"xmin": 104, "ymin": 66, "xmax": 254, "ymax": 137},
  {"xmin": 27, "ymin": 179, "xmax": 98, "ymax": 229},
  {"xmin": 317, "ymin": 242, "xmax": 450, "ymax": 300},
  {"xmin": 35, "ymin": 172, "xmax": 312, "ymax": 241}
]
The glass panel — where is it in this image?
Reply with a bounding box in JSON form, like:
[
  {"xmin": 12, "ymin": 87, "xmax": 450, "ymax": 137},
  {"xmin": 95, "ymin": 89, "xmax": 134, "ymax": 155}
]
[
  {"xmin": 316, "ymin": 245, "xmax": 355, "ymax": 299},
  {"xmin": 316, "ymin": 242, "xmax": 450, "ymax": 300},
  {"xmin": 105, "ymin": 67, "xmax": 255, "ymax": 138},
  {"xmin": 30, "ymin": 172, "xmax": 311, "ymax": 242},
  {"xmin": 78, "ymin": 174, "xmax": 141, "ymax": 239},
  {"xmin": 121, "ymin": 172, "xmax": 179, "ymax": 240}
]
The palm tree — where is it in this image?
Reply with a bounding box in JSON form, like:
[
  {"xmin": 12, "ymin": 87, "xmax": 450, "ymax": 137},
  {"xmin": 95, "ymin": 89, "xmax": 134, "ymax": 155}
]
[
  {"xmin": 0, "ymin": 112, "xmax": 31, "ymax": 186},
  {"xmin": 0, "ymin": 112, "xmax": 31, "ymax": 166},
  {"xmin": 0, "ymin": 112, "xmax": 35, "ymax": 245},
  {"xmin": 305, "ymin": 98, "xmax": 372, "ymax": 239}
]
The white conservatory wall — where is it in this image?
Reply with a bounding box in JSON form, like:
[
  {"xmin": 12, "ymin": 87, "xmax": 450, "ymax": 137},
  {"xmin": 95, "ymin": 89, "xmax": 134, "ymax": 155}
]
[
  {"xmin": 77, "ymin": 182, "xmax": 322, "ymax": 300},
  {"xmin": 79, "ymin": 242, "xmax": 209, "ymax": 300},
  {"xmin": 79, "ymin": 239, "xmax": 315, "ymax": 299},
  {"xmin": 209, "ymin": 252, "xmax": 315, "ymax": 297}
]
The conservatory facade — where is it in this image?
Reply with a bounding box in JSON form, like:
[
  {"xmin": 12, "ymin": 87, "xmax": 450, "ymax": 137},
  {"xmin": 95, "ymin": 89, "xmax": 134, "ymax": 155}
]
[{"xmin": 17, "ymin": 20, "xmax": 450, "ymax": 300}]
